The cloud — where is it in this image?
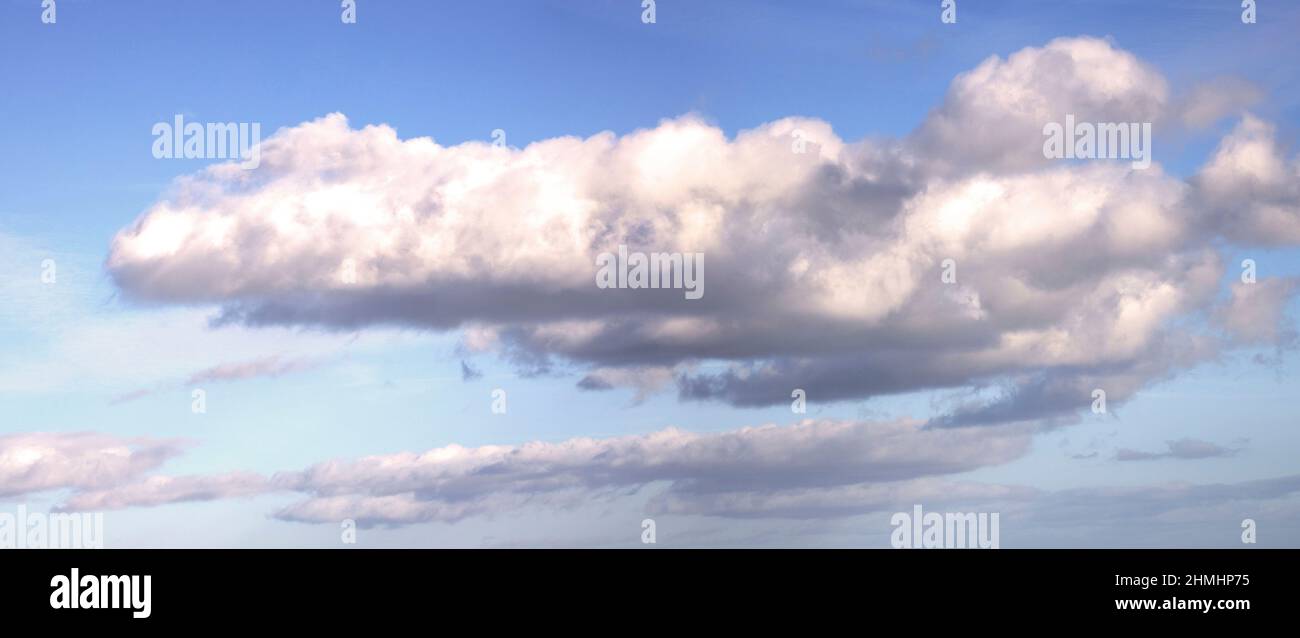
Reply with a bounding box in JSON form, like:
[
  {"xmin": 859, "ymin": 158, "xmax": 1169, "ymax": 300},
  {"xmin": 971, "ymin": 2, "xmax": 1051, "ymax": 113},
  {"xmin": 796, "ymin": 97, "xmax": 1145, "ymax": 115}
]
[
  {"xmin": 1178, "ymin": 77, "xmax": 1264, "ymax": 129},
  {"xmin": 459, "ymin": 360, "xmax": 482, "ymax": 381},
  {"xmin": 59, "ymin": 472, "xmax": 270, "ymax": 511},
  {"xmin": 112, "ymin": 354, "xmax": 321, "ymax": 404},
  {"xmin": 1192, "ymin": 115, "xmax": 1300, "ymax": 245},
  {"xmin": 272, "ymin": 417, "xmax": 1034, "ymax": 526},
  {"xmin": 47, "ymin": 418, "xmax": 1034, "ymax": 527},
  {"xmin": 185, "ymin": 354, "xmax": 317, "ymax": 385},
  {"xmin": 1115, "ymin": 437, "xmax": 1240, "ymax": 462},
  {"xmin": 909, "ymin": 36, "xmax": 1168, "ymax": 175},
  {"xmin": 652, "ymin": 473, "xmax": 1300, "ymax": 546},
  {"xmin": 1213, "ymin": 278, "xmax": 1299, "ymax": 347},
  {"xmin": 0, "ymin": 264, "xmax": 424, "ymax": 400},
  {"xmin": 26, "ymin": 424, "xmax": 1294, "ymax": 548},
  {"xmin": 108, "ymin": 388, "xmax": 157, "ymax": 405},
  {"xmin": 104, "ymin": 36, "xmax": 1300, "ymax": 425},
  {"xmin": 648, "ymin": 478, "xmax": 1034, "ymax": 520},
  {"xmin": 0, "ymin": 432, "xmax": 185, "ymax": 499},
  {"xmin": 577, "ymin": 365, "xmax": 677, "ymax": 402}
]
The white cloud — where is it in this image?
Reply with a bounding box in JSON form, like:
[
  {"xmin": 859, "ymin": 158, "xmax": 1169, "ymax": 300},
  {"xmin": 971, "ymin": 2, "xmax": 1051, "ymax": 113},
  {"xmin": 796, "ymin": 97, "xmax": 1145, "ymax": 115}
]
[
  {"xmin": 1214, "ymin": 278, "xmax": 1298, "ymax": 346},
  {"xmin": 910, "ymin": 36, "xmax": 1168, "ymax": 175},
  {"xmin": 1194, "ymin": 115, "xmax": 1300, "ymax": 244},
  {"xmin": 0, "ymin": 432, "xmax": 184, "ymax": 498},
  {"xmin": 101, "ymin": 37, "xmax": 1300, "ymax": 424}
]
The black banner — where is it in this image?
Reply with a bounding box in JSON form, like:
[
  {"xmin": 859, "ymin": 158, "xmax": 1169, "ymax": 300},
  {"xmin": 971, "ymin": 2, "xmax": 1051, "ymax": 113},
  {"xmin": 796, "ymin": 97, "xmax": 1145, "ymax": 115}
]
[{"xmin": 2, "ymin": 549, "xmax": 1288, "ymax": 627}]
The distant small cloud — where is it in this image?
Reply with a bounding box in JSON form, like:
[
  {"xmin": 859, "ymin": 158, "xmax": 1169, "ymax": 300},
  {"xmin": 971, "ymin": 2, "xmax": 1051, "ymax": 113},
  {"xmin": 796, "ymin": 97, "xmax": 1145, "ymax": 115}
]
[
  {"xmin": 185, "ymin": 355, "xmax": 317, "ymax": 385},
  {"xmin": 460, "ymin": 360, "xmax": 482, "ymax": 382},
  {"xmin": 109, "ymin": 388, "xmax": 160, "ymax": 405},
  {"xmin": 1116, "ymin": 438, "xmax": 1239, "ymax": 462},
  {"xmin": 1115, "ymin": 448, "xmax": 1163, "ymax": 462}
]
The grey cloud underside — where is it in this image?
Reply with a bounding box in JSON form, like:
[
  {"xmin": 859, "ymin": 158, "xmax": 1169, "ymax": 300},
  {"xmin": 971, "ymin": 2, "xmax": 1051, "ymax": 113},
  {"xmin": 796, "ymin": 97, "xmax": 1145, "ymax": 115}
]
[
  {"xmin": 268, "ymin": 419, "xmax": 1034, "ymax": 527},
  {"xmin": 106, "ymin": 37, "xmax": 1300, "ymax": 419},
  {"xmin": 926, "ymin": 331, "xmax": 1216, "ymax": 427}
]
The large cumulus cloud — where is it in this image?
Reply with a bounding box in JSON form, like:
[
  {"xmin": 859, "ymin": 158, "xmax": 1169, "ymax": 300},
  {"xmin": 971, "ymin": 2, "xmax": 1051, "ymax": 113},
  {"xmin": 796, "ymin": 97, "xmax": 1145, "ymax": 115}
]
[{"xmin": 106, "ymin": 36, "xmax": 1300, "ymax": 421}]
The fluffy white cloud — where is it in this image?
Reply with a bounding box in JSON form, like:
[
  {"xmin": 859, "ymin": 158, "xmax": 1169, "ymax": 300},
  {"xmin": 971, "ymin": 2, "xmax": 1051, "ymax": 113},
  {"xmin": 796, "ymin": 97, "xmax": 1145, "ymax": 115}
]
[
  {"xmin": 910, "ymin": 36, "xmax": 1168, "ymax": 175},
  {"xmin": 1194, "ymin": 115, "xmax": 1300, "ymax": 244},
  {"xmin": 104, "ymin": 37, "xmax": 1300, "ymax": 426},
  {"xmin": 1214, "ymin": 278, "xmax": 1299, "ymax": 346}
]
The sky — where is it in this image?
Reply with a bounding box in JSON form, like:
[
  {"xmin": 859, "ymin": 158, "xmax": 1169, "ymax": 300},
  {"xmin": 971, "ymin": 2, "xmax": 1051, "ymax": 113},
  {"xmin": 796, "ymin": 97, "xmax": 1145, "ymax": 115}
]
[{"xmin": 2, "ymin": 0, "xmax": 1299, "ymax": 548}]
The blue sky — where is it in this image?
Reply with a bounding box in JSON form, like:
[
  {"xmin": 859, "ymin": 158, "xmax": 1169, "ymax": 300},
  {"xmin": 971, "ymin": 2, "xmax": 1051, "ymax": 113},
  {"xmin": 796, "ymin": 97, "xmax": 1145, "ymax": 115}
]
[{"xmin": 2, "ymin": 0, "xmax": 1300, "ymax": 548}]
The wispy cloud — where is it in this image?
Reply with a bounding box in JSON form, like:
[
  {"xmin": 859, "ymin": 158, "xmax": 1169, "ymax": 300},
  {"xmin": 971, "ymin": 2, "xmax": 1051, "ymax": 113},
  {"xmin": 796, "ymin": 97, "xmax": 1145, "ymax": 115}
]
[
  {"xmin": 111, "ymin": 354, "xmax": 321, "ymax": 404},
  {"xmin": 185, "ymin": 354, "xmax": 319, "ymax": 385}
]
